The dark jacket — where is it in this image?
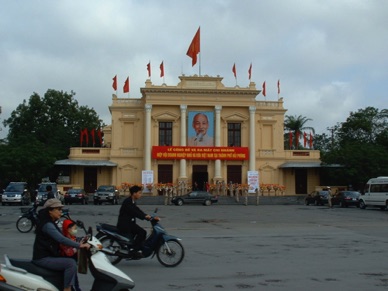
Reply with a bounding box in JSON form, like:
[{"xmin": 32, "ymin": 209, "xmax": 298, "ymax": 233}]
[
  {"xmin": 33, "ymin": 208, "xmax": 62, "ymax": 260},
  {"xmin": 33, "ymin": 208, "xmax": 79, "ymax": 260},
  {"xmin": 117, "ymin": 197, "xmax": 147, "ymax": 234}
]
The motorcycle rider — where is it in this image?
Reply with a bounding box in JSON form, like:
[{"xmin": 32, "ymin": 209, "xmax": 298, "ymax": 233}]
[
  {"xmin": 117, "ymin": 185, "xmax": 159, "ymax": 256},
  {"xmin": 32, "ymin": 198, "xmax": 90, "ymax": 291}
]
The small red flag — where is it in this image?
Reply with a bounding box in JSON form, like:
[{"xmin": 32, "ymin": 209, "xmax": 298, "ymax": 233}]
[
  {"xmin": 112, "ymin": 75, "xmax": 117, "ymax": 91},
  {"xmin": 123, "ymin": 77, "xmax": 130, "ymax": 93},
  {"xmin": 232, "ymin": 63, "xmax": 237, "ymax": 78},
  {"xmin": 289, "ymin": 132, "xmax": 293, "ymax": 149},
  {"xmin": 186, "ymin": 27, "xmax": 200, "ymax": 66},
  {"xmin": 97, "ymin": 128, "xmax": 103, "ymax": 145},
  {"xmin": 147, "ymin": 62, "xmax": 151, "ymax": 77},
  {"xmin": 91, "ymin": 128, "xmax": 96, "ymax": 146},
  {"xmin": 262, "ymin": 81, "xmax": 266, "ymax": 97},
  {"xmin": 303, "ymin": 132, "xmax": 307, "ymax": 147},
  {"xmin": 248, "ymin": 63, "xmax": 252, "ymax": 80},
  {"xmin": 277, "ymin": 79, "xmax": 280, "ymax": 95},
  {"xmin": 309, "ymin": 133, "xmax": 313, "ymax": 148},
  {"xmin": 160, "ymin": 61, "xmax": 164, "ymax": 77},
  {"xmin": 296, "ymin": 131, "xmax": 300, "ymax": 149}
]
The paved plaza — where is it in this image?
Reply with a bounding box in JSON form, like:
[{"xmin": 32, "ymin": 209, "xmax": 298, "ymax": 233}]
[{"xmin": 1, "ymin": 202, "xmax": 388, "ymax": 290}]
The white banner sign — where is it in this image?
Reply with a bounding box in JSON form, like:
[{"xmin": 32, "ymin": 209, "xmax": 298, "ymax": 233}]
[{"xmin": 247, "ymin": 171, "xmax": 259, "ymax": 194}]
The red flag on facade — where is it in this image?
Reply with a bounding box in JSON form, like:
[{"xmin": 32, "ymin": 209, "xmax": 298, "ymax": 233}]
[
  {"xmin": 80, "ymin": 128, "xmax": 88, "ymax": 146},
  {"xmin": 296, "ymin": 131, "xmax": 300, "ymax": 149},
  {"xmin": 160, "ymin": 61, "xmax": 164, "ymax": 77},
  {"xmin": 303, "ymin": 132, "xmax": 307, "ymax": 147},
  {"xmin": 123, "ymin": 77, "xmax": 130, "ymax": 93},
  {"xmin": 232, "ymin": 63, "xmax": 237, "ymax": 78},
  {"xmin": 309, "ymin": 133, "xmax": 313, "ymax": 148},
  {"xmin": 147, "ymin": 62, "xmax": 151, "ymax": 77},
  {"xmin": 91, "ymin": 128, "xmax": 95, "ymax": 146},
  {"xmin": 97, "ymin": 128, "xmax": 103, "ymax": 146},
  {"xmin": 289, "ymin": 132, "xmax": 293, "ymax": 149},
  {"xmin": 186, "ymin": 27, "xmax": 200, "ymax": 66},
  {"xmin": 248, "ymin": 63, "xmax": 252, "ymax": 80},
  {"xmin": 262, "ymin": 81, "xmax": 266, "ymax": 97},
  {"xmin": 112, "ymin": 75, "xmax": 117, "ymax": 91},
  {"xmin": 277, "ymin": 79, "xmax": 280, "ymax": 95}
]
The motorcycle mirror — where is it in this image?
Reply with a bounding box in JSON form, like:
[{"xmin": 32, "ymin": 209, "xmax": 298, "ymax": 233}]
[
  {"xmin": 76, "ymin": 220, "xmax": 84, "ymax": 228},
  {"xmin": 88, "ymin": 226, "xmax": 93, "ymax": 236}
]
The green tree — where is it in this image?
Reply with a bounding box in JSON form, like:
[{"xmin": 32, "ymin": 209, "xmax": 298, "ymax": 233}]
[
  {"xmin": 284, "ymin": 115, "xmax": 315, "ymax": 149},
  {"xmin": 0, "ymin": 89, "xmax": 104, "ymax": 188},
  {"xmin": 322, "ymin": 107, "xmax": 388, "ymax": 189}
]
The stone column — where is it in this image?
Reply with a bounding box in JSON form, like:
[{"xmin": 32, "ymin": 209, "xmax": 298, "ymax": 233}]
[
  {"xmin": 214, "ymin": 105, "xmax": 222, "ymax": 179},
  {"xmin": 179, "ymin": 105, "xmax": 187, "ymax": 179},
  {"xmin": 249, "ymin": 106, "xmax": 256, "ymax": 171},
  {"xmin": 144, "ymin": 104, "xmax": 152, "ymax": 170}
]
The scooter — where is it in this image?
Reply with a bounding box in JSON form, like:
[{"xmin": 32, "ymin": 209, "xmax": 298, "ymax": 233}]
[
  {"xmin": 96, "ymin": 208, "xmax": 185, "ymax": 267},
  {"xmin": 16, "ymin": 202, "xmax": 71, "ymax": 233},
  {"xmin": 0, "ymin": 221, "xmax": 135, "ymax": 290}
]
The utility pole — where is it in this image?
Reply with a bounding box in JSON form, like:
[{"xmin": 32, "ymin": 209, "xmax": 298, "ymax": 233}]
[{"xmin": 327, "ymin": 126, "xmax": 335, "ymax": 148}]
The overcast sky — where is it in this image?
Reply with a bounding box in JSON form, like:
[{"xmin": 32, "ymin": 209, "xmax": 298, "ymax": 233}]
[{"xmin": 1, "ymin": 0, "xmax": 387, "ymax": 139}]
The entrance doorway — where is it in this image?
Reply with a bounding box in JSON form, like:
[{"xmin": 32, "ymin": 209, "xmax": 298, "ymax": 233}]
[
  {"xmin": 192, "ymin": 165, "xmax": 208, "ymax": 191},
  {"xmin": 84, "ymin": 167, "xmax": 97, "ymax": 193},
  {"xmin": 295, "ymin": 168, "xmax": 307, "ymax": 194},
  {"xmin": 227, "ymin": 165, "xmax": 242, "ymax": 184}
]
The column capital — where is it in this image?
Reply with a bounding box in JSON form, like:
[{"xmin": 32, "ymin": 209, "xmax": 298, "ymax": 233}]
[
  {"xmin": 249, "ymin": 106, "xmax": 256, "ymax": 112},
  {"xmin": 215, "ymin": 105, "xmax": 222, "ymax": 112},
  {"xmin": 145, "ymin": 104, "xmax": 152, "ymax": 112},
  {"xmin": 180, "ymin": 104, "xmax": 187, "ymax": 110}
]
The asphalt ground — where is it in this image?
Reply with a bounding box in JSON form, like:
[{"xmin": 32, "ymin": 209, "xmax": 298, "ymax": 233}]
[{"xmin": 1, "ymin": 199, "xmax": 388, "ymax": 291}]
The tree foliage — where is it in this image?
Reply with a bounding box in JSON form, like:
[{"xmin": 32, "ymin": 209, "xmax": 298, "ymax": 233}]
[
  {"xmin": 284, "ymin": 115, "xmax": 315, "ymax": 149},
  {"xmin": 321, "ymin": 107, "xmax": 388, "ymax": 188},
  {"xmin": 0, "ymin": 89, "xmax": 103, "ymax": 188}
]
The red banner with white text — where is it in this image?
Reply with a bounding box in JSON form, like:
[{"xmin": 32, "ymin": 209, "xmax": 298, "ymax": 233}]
[{"xmin": 152, "ymin": 146, "xmax": 249, "ymax": 160}]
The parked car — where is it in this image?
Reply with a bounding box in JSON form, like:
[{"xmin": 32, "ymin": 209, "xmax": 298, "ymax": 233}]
[
  {"xmin": 64, "ymin": 188, "xmax": 88, "ymax": 205},
  {"xmin": 35, "ymin": 182, "xmax": 60, "ymax": 206},
  {"xmin": 93, "ymin": 185, "xmax": 119, "ymax": 205},
  {"xmin": 304, "ymin": 190, "xmax": 329, "ymax": 206},
  {"xmin": 171, "ymin": 191, "xmax": 218, "ymax": 206},
  {"xmin": 332, "ymin": 191, "xmax": 361, "ymax": 208},
  {"xmin": 2, "ymin": 182, "xmax": 30, "ymax": 206}
]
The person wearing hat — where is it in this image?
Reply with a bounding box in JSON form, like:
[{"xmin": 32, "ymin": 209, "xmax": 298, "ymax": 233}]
[{"xmin": 32, "ymin": 198, "xmax": 89, "ymax": 291}]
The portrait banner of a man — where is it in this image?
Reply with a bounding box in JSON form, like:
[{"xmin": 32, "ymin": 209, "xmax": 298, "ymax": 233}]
[{"xmin": 188, "ymin": 111, "xmax": 214, "ymax": 146}]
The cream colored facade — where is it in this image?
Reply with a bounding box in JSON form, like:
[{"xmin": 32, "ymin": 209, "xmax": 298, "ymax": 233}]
[{"xmin": 58, "ymin": 75, "xmax": 322, "ymax": 195}]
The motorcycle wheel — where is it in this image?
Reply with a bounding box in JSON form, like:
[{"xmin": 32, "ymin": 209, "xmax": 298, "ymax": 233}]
[
  {"xmin": 16, "ymin": 217, "xmax": 33, "ymax": 233},
  {"xmin": 99, "ymin": 235, "xmax": 123, "ymax": 265},
  {"xmin": 157, "ymin": 239, "xmax": 185, "ymax": 267}
]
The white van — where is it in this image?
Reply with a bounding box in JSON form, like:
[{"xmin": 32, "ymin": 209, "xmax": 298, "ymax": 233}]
[{"xmin": 359, "ymin": 176, "xmax": 388, "ymax": 209}]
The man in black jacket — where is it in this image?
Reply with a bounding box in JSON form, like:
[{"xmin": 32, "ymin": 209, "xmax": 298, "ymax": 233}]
[{"xmin": 117, "ymin": 185, "xmax": 159, "ymax": 255}]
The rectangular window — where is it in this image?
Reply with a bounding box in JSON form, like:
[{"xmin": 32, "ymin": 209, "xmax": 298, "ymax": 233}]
[
  {"xmin": 228, "ymin": 123, "xmax": 241, "ymax": 147},
  {"xmin": 159, "ymin": 122, "xmax": 172, "ymax": 146}
]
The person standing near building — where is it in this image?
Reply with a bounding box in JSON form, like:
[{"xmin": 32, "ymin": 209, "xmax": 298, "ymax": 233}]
[
  {"xmin": 327, "ymin": 187, "xmax": 333, "ymax": 208},
  {"xmin": 188, "ymin": 113, "xmax": 214, "ymax": 146}
]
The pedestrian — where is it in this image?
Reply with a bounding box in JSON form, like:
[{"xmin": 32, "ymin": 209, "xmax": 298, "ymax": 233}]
[
  {"xmin": 327, "ymin": 187, "xmax": 333, "ymax": 208},
  {"xmin": 46, "ymin": 185, "xmax": 55, "ymax": 199}
]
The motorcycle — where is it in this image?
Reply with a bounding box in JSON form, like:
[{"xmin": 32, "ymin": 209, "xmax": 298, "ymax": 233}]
[
  {"xmin": 0, "ymin": 220, "xmax": 135, "ymax": 291},
  {"xmin": 16, "ymin": 202, "xmax": 71, "ymax": 233},
  {"xmin": 96, "ymin": 208, "xmax": 185, "ymax": 267}
]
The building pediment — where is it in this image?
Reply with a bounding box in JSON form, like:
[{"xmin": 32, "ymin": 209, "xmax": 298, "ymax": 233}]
[
  {"xmin": 152, "ymin": 111, "xmax": 180, "ymax": 122},
  {"xmin": 222, "ymin": 112, "xmax": 249, "ymax": 122}
]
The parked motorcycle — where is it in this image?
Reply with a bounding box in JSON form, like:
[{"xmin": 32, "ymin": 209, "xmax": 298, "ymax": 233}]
[
  {"xmin": 0, "ymin": 220, "xmax": 135, "ymax": 290},
  {"xmin": 16, "ymin": 202, "xmax": 71, "ymax": 233},
  {"xmin": 96, "ymin": 208, "xmax": 185, "ymax": 267}
]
